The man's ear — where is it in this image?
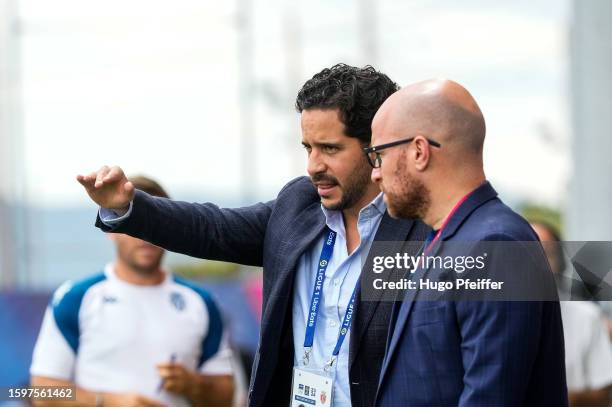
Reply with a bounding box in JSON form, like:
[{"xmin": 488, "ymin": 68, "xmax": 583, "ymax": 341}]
[
  {"xmin": 107, "ymin": 233, "xmax": 118, "ymax": 243},
  {"xmin": 413, "ymin": 135, "xmax": 431, "ymax": 172}
]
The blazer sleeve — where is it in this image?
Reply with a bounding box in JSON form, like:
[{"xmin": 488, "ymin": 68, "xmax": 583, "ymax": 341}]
[
  {"xmin": 455, "ymin": 234, "xmax": 567, "ymax": 406},
  {"xmin": 95, "ymin": 190, "xmax": 275, "ymax": 267}
]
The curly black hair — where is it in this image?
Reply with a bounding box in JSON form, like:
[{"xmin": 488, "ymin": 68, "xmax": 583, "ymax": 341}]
[{"xmin": 295, "ymin": 63, "xmax": 399, "ymax": 144}]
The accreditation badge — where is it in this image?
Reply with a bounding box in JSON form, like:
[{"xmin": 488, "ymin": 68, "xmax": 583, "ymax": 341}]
[{"xmin": 290, "ymin": 367, "xmax": 333, "ymax": 407}]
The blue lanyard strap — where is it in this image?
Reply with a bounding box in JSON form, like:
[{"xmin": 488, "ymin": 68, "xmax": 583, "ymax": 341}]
[
  {"xmin": 331, "ymin": 281, "xmax": 359, "ymax": 357},
  {"xmin": 302, "ymin": 227, "xmax": 360, "ymax": 368},
  {"xmin": 303, "ymin": 227, "xmax": 336, "ymax": 350}
]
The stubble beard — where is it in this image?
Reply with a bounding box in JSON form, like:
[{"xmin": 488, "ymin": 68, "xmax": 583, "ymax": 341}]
[
  {"xmin": 385, "ymin": 157, "xmax": 431, "ymax": 220},
  {"xmin": 321, "ymin": 164, "xmax": 372, "ymax": 212}
]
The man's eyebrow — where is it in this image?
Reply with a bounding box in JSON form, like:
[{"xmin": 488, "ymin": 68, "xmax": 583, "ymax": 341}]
[{"xmin": 310, "ymin": 141, "xmax": 343, "ymax": 148}]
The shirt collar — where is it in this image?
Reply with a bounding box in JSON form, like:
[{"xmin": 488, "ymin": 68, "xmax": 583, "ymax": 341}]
[{"xmin": 370, "ymin": 192, "xmax": 386, "ymax": 215}]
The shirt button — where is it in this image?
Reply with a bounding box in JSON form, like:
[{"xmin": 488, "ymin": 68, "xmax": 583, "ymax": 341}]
[
  {"xmin": 333, "ymin": 278, "xmax": 340, "ymax": 286},
  {"xmin": 329, "ymin": 320, "xmax": 337, "ymax": 327}
]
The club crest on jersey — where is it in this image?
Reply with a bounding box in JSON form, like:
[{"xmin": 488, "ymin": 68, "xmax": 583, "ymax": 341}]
[{"xmin": 170, "ymin": 292, "xmax": 186, "ymax": 311}]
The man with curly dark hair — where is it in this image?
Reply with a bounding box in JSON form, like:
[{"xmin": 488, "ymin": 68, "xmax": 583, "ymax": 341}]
[
  {"xmin": 296, "ymin": 63, "xmax": 400, "ymax": 144},
  {"xmin": 295, "ymin": 64, "xmax": 402, "ymax": 215},
  {"xmin": 77, "ymin": 64, "xmax": 430, "ymax": 407}
]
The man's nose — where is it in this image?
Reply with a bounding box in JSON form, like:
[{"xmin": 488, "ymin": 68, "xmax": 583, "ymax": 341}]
[
  {"xmin": 307, "ymin": 151, "xmax": 326, "ymax": 176},
  {"xmin": 371, "ymin": 167, "xmax": 382, "ymax": 184}
]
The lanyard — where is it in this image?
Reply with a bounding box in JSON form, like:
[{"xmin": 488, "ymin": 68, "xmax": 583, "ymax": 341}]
[
  {"xmin": 423, "ymin": 189, "xmax": 474, "ymax": 256},
  {"xmin": 302, "ymin": 227, "xmax": 359, "ymax": 371}
]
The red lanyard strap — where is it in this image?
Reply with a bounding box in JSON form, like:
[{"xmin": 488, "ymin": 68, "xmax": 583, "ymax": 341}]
[{"xmin": 423, "ymin": 190, "xmax": 474, "ymax": 255}]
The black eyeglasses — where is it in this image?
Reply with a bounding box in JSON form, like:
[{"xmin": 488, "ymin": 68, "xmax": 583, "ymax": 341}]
[{"xmin": 363, "ymin": 137, "xmax": 441, "ymax": 168}]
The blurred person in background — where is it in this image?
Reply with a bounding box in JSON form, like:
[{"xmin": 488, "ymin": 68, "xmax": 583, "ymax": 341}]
[
  {"xmin": 30, "ymin": 176, "xmax": 235, "ymax": 407},
  {"xmin": 532, "ymin": 221, "xmax": 612, "ymax": 407},
  {"xmin": 599, "ymin": 301, "xmax": 612, "ymax": 340},
  {"xmin": 76, "ymin": 64, "xmax": 430, "ymax": 407}
]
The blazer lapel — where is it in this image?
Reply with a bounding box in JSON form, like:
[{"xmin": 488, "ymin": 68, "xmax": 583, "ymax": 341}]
[
  {"xmin": 280, "ymin": 202, "xmax": 326, "ymax": 266},
  {"xmin": 349, "ymin": 214, "xmax": 416, "ymax": 367},
  {"xmin": 378, "ymin": 258, "xmax": 431, "ymax": 385}
]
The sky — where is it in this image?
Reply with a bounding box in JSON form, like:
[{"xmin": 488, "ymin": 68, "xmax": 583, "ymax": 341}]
[{"xmin": 12, "ymin": 0, "xmax": 572, "ymax": 208}]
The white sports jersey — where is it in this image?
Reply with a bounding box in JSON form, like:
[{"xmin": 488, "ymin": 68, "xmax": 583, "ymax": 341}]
[{"xmin": 30, "ymin": 264, "xmax": 233, "ymax": 407}]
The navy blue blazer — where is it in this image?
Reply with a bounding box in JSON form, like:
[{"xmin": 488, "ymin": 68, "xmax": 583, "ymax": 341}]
[
  {"xmin": 375, "ymin": 182, "xmax": 568, "ymax": 407},
  {"xmin": 95, "ymin": 176, "xmax": 430, "ymax": 407}
]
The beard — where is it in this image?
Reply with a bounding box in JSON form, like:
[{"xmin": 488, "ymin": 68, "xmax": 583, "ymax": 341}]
[
  {"xmin": 311, "ymin": 164, "xmax": 372, "ymax": 211},
  {"xmin": 384, "ymin": 157, "xmax": 431, "ymax": 220}
]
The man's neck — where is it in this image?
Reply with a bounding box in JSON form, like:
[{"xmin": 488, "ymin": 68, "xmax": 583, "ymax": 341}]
[
  {"xmin": 425, "ymin": 177, "xmax": 485, "ymax": 230},
  {"xmin": 341, "ymin": 186, "xmax": 380, "ymax": 254},
  {"xmin": 340, "ymin": 184, "xmax": 381, "ymax": 225},
  {"xmin": 113, "ymin": 260, "xmax": 165, "ymax": 286}
]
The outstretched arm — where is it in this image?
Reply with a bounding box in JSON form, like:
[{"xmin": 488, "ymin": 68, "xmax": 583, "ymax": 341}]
[{"xmin": 77, "ymin": 166, "xmax": 273, "ymax": 266}]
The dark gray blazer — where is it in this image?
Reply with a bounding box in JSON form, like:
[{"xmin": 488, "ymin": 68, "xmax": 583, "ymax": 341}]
[{"xmin": 96, "ymin": 176, "xmax": 430, "ymax": 407}]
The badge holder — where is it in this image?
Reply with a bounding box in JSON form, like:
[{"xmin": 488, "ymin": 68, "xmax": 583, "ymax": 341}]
[{"xmin": 290, "ymin": 348, "xmax": 335, "ymax": 407}]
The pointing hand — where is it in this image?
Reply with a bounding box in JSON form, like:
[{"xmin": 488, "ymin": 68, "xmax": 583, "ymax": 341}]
[{"xmin": 77, "ymin": 165, "xmax": 135, "ymax": 211}]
